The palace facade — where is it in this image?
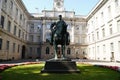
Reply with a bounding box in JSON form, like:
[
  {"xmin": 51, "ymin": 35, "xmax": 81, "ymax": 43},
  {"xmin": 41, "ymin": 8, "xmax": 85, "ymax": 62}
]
[
  {"xmin": 0, "ymin": 0, "xmax": 120, "ymax": 61},
  {"xmin": 87, "ymin": 0, "xmax": 120, "ymax": 62}
]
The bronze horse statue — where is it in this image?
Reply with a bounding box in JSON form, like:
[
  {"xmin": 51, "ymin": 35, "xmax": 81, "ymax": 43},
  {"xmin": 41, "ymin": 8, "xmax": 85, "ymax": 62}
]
[{"xmin": 50, "ymin": 15, "xmax": 70, "ymax": 59}]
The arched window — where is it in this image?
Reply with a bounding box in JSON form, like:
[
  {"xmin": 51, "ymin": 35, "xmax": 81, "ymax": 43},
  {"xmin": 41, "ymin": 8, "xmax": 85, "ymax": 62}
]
[
  {"xmin": 46, "ymin": 47, "xmax": 50, "ymax": 54},
  {"xmin": 67, "ymin": 48, "xmax": 71, "ymax": 54}
]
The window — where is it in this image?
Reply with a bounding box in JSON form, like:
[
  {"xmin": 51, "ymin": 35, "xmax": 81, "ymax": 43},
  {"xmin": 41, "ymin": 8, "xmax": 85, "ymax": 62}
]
[
  {"xmin": 37, "ymin": 36, "xmax": 40, "ymax": 42},
  {"xmin": 115, "ymin": 0, "xmax": 119, "ymax": 7},
  {"xmin": 103, "ymin": 45, "xmax": 106, "ymax": 54},
  {"xmin": 97, "ymin": 46, "xmax": 99, "ymax": 55},
  {"xmin": 5, "ymin": 0, "xmax": 7, "ymax": 3},
  {"xmin": 97, "ymin": 31, "xmax": 99, "ymax": 40},
  {"xmin": 30, "ymin": 24, "xmax": 34, "ymax": 32},
  {"xmin": 22, "ymin": 32, "xmax": 24, "ymax": 39},
  {"xmin": 10, "ymin": 1, "xmax": 13, "ymax": 10},
  {"xmin": 117, "ymin": 20, "xmax": 120, "ymax": 32},
  {"xmin": 13, "ymin": 43, "xmax": 15, "ymax": 53},
  {"xmin": 29, "ymin": 35, "xmax": 33, "ymax": 42},
  {"xmin": 108, "ymin": 6, "xmax": 111, "ymax": 18},
  {"xmin": 6, "ymin": 41, "xmax": 9, "ymax": 50},
  {"xmin": 101, "ymin": 12, "xmax": 104, "ymax": 21},
  {"xmin": 67, "ymin": 48, "xmax": 71, "ymax": 54},
  {"xmin": 110, "ymin": 43, "xmax": 114, "ymax": 52},
  {"xmin": 118, "ymin": 41, "xmax": 120, "ymax": 54},
  {"xmin": 20, "ymin": 14, "xmax": 22, "ymax": 20},
  {"xmin": 18, "ymin": 45, "xmax": 20, "ymax": 53},
  {"xmin": 29, "ymin": 47, "xmax": 33, "ymax": 55},
  {"xmin": 92, "ymin": 33, "xmax": 94, "ymax": 41},
  {"xmin": 18, "ymin": 29, "xmax": 21, "ymax": 38},
  {"xmin": 46, "ymin": 47, "xmax": 49, "ymax": 54},
  {"xmin": 1, "ymin": 16, "xmax": 4, "ymax": 28},
  {"xmin": 109, "ymin": 24, "xmax": 113, "ymax": 35},
  {"xmin": 0, "ymin": 39, "xmax": 2, "ymax": 50},
  {"xmin": 46, "ymin": 24, "xmax": 50, "ymax": 29},
  {"xmin": 13, "ymin": 25, "xmax": 17, "ymax": 35},
  {"xmin": 16, "ymin": 8, "xmax": 18, "ymax": 17},
  {"xmin": 88, "ymin": 35, "xmax": 90, "ymax": 42},
  {"xmin": 102, "ymin": 28, "xmax": 105, "ymax": 37},
  {"xmin": 37, "ymin": 48, "xmax": 41, "ymax": 57},
  {"xmin": 7, "ymin": 21, "xmax": 11, "ymax": 32}
]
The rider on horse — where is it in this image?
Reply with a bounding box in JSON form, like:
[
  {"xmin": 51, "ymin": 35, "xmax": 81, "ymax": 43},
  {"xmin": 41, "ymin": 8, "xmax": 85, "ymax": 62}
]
[
  {"xmin": 50, "ymin": 15, "xmax": 68, "ymax": 45},
  {"xmin": 50, "ymin": 15, "xmax": 70, "ymax": 59}
]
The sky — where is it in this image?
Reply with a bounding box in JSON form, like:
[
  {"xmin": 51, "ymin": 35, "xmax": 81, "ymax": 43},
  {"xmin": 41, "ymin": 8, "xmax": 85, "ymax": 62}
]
[{"xmin": 22, "ymin": 0, "xmax": 100, "ymax": 15}]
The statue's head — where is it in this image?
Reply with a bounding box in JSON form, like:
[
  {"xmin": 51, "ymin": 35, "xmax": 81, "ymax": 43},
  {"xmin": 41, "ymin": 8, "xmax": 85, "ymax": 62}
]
[{"xmin": 59, "ymin": 15, "xmax": 62, "ymax": 20}]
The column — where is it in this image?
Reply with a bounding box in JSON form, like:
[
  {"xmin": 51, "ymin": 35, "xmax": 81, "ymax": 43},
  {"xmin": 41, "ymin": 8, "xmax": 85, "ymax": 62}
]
[
  {"xmin": 42, "ymin": 20, "xmax": 46, "ymax": 42},
  {"xmin": 71, "ymin": 25, "xmax": 74, "ymax": 43}
]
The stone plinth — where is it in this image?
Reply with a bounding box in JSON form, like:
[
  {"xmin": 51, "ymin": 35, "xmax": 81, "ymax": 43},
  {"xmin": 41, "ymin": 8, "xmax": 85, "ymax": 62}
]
[{"xmin": 41, "ymin": 59, "xmax": 80, "ymax": 73}]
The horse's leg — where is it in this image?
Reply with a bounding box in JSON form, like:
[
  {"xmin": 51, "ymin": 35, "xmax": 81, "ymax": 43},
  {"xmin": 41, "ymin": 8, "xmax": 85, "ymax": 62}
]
[
  {"xmin": 61, "ymin": 44, "xmax": 65, "ymax": 58},
  {"xmin": 53, "ymin": 40, "xmax": 58, "ymax": 60}
]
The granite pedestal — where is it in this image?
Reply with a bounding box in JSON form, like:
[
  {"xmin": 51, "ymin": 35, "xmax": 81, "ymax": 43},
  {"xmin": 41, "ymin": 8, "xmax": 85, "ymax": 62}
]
[{"xmin": 41, "ymin": 59, "xmax": 80, "ymax": 73}]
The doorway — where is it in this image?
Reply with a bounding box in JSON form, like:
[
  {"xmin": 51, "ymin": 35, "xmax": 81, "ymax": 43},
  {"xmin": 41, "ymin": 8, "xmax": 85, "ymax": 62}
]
[{"xmin": 21, "ymin": 45, "xmax": 26, "ymax": 59}]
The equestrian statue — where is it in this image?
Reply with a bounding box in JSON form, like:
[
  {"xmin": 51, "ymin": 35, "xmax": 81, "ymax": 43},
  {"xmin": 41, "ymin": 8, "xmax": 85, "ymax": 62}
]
[{"xmin": 50, "ymin": 15, "xmax": 70, "ymax": 60}]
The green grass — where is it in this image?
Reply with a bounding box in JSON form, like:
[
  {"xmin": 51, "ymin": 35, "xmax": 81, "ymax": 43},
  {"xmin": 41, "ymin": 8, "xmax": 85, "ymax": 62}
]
[{"xmin": 0, "ymin": 63, "xmax": 120, "ymax": 80}]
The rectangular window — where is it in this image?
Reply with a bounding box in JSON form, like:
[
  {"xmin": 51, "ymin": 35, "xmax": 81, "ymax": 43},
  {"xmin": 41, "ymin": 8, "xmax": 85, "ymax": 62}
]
[
  {"xmin": 20, "ymin": 14, "xmax": 22, "ymax": 20},
  {"xmin": 103, "ymin": 45, "xmax": 106, "ymax": 54},
  {"xmin": 110, "ymin": 43, "xmax": 114, "ymax": 52},
  {"xmin": 22, "ymin": 32, "xmax": 24, "ymax": 39},
  {"xmin": 18, "ymin": 29, "xmax": 21, "ymax": 38},
  {"xmin": 5, "ymin": 0, "xmax": 7, "ymax": 3},
  {"xmin": 108, "ymin": 6, "xmax": 111, "ymax": 18},
  {"xmin": 13, "ymin": 43, "xmax": 15, "ymax": 53},
  {"xmin": 30, "ymin": 47, "xmax": 32, "ymax": 55},
  {"xmin": 29, "ymin": 35, "xmax": 33, "ymax": 42},
  {"xmin": 101, "ymin": 12, "xmax": 104, "ymax": 22},
  {"xmin": 37, "ymin": 48, "xmax": 40, "ymax": 55},
  {"xmin": 10, "ymin": 1, "xmax": 13, "ymax": 10},
  {"xmin": 18, "ymin": 45, "xmax": 20, "ymax": 53},
  {"xmin": 30, "ymin": 24, "xmax": 34, "ymax": 32},
  {"xmin": 0, "ymin": 39, "xmax": 2, "ymax": 50},
  {"xmin": 1, "ymin": 16, "xmax": 4, "ymax": 28},
  {"xmin": 115, "ymin": 0, "xmax": 119, "ymax": 7},
  {"xmin": 97, "ymin": 46, "xmax": 99, "ymax": 55},
  {"xmin": 92, "ymin": 33, "xmax": 94, "ymax": 41},
  {"xmin": 16, "ymin": 8, "xmax": 18, "ymax": 17},
  {"xmin": 37, "ymin": 36, "xmax": 40, "ymax": 42},
  {"xmin": 97, "ymin": 31, "xmax": 99, "ymax": 40},
  {"xmin": 109, "ymin": 24, "xmax": 113, "ymax": 35},
  {"xmin": 102, "ymin": 28, "xmax": 105, "ymax": 37},
  {"xmin": 117, "ymin": 20, "xmax": 120, "ymax": 32},
  {"xmin": 7, "ymin": 21, "xmax": 11, "ymax": 32},
  {"xmin": 14, "ymin": 25, "xmax": 17, "ymax": 35},
  {"xmin": 6, "ymin": 41, "xmax": 9, "ymax": 50},
  {"xmin": 118, "ymin": 41, "xmax": 120, "ymax": 54}
]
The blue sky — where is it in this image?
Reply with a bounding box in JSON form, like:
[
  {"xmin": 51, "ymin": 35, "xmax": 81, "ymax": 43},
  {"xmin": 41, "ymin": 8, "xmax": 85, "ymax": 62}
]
[{"xmin": 22, "ymin": 0, "xmax": 100, "ymax": 15}]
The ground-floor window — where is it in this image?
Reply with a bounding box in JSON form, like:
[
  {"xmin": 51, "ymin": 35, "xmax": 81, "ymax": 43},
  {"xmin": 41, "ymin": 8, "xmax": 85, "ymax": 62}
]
[
  {"xmin": 46, "ymin": 47, "xmax": 49, "ymax": 54},
  {"xmin": 0, "ymin": 38, "xmax": 2, "ymax": 50},
  {"xmin": 67, "ymin": 48, "xmax": 71, "ymax": 54},
  {"xmin": 6, "ymin": 41, "xmax": 10, "ymax": 50},
  {"xmin": 118, "ymin": 41, "xmax": 120, "ymax": 54},
  {"xmin": 37, "ymin": 48, "xmax": 41, "ymax": 57}
]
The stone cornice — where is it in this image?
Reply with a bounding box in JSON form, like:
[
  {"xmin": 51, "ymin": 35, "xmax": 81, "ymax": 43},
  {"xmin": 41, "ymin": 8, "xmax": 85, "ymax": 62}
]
[
  {"xmin": 16, "ymin": 0, "xmax": 31, "ymax": 18},
  {"xmin": 87, "ymin": 0, "xmax": 108, "ymax": 21}
]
